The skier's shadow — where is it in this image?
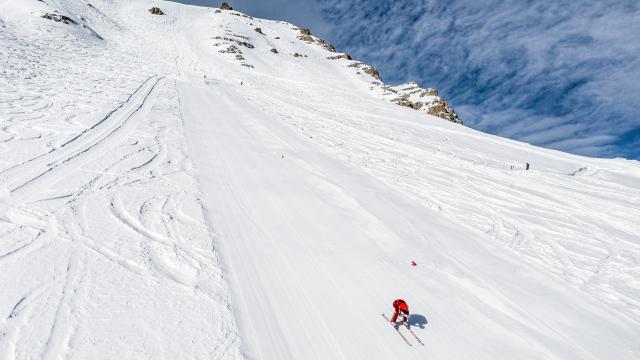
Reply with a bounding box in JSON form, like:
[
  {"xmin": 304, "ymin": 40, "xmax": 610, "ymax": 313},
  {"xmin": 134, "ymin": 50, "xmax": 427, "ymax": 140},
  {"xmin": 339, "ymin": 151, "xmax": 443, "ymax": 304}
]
[{"xmin": 408, "ymin": 314, "xmax": 428, "ymax": 329}]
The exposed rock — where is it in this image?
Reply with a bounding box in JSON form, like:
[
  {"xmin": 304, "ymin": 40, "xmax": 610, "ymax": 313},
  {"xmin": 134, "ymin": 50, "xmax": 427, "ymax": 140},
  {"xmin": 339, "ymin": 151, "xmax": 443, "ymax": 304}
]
[
  {"xmin": 219, "ymin": 45, "xmax": 241, "ymax": 54},
  {"xmin": 215, "ymin": 9, "xmax": 222, "ymax": 14},
  {"xmin": 148, "ymin": 7, "xmax": 164, "ymax": 15},
  {"xmin": 316, "ymin": 39, "xmax": 336, "ymax": 52},
  {"xmin": 219, "ymin": 2, "xmax": 233, "ymax": 10},
  {"xmin": 292, "ymin": 52, "xmax": 302, "ymax": 57},
  {"xmin": 235, "ymin": 54, "xmax": 244, "ymax": 60},
  {"xmin": 424, "ymin": 88, "xmax": 438, "ymax": 97},
  {"xmin": 425, "ymin": 99, "xmax": 462, "ymax": 124},
  {"xmin": 41, "ymin": 13, "xmax": 76, "ymax": 24},
  {"xmin": 270, "ymin": 48, "xmax": 278, "ymax": 54},
  {"xmin": 327, "ymin": 53, "xmax": 351, "ymax": 60},
  {"xmin": 374, "ymin": 82, "xmax": 463, "ymax": 124},
  {"xmin": 236, "ymin": 40, "xmax": 253, "ymax": 48},
  {"xmin": 254, "ymin": 27, "xmax": 263, "ymax": 34},
  {"xmin": 241, "ymin": 63, "xmax": 254, "ymax": 68},
  {"xmin": 299, "ymin": 34, "xmax": 313, "ymax": 42},
  {"xmin": 213, "ymin": 36, "xmax": 254, "ymax": 49},
  {"xmin": 363, "ymin": 66, "xmax": 381, "ymax": 80},
  {"xmin": 299, "ymin": 28, "xmax": 311, "ymax": 36}
]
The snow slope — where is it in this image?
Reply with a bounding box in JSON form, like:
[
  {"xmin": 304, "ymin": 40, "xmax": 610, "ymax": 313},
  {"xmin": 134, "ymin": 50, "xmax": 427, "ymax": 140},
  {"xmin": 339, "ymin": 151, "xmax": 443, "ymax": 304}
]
[{"xmin": 1, "ymin": 1, "xmax": 639, "ymax": 359}]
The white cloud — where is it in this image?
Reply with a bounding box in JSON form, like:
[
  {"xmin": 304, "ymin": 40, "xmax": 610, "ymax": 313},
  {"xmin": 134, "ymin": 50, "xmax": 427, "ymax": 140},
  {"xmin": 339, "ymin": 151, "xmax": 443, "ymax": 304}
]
[{"xmin": 318, "ymin": 0, "xmax": 640, "ymax": 158}]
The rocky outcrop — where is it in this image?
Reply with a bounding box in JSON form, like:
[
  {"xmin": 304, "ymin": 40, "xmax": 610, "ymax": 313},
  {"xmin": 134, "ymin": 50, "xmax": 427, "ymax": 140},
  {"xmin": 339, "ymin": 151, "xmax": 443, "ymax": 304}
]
[
  {"xmin": 296, "ymin": 27, "xmax": 338, "ymax": 53},
  {"xmin": 363, "ymin": 66, "xmax": 381, "ymax": 80},
  {"xmin": 425, "ymin": 99, "xmax": 461, "ymax": 124},
  {"xmin": 213, "ymin": 36, "xmax": 254, "ymax": 49},
  {"xmin": 380, "ymin": 82, "xmax": 462, "ymax": 124},
  {"xmin": 42, "ymin": 13, "xmax": 76, "ymax": 24},
  {"xmin": 254, "ymin": 27, "xmax": 263, "ymax": 34},
  {"xmin": 270, "ymin": 48, "xmax": 278, "ymax": 54},
  {"xmin": 316, "ymin": 38, "xmax": 336, "ymax": 52},
  {"xmin": 148, "ymin": 7, "xmax": 164, "ymax": 15},
  {"xmin": 288, "ymin": 25, "xmax": 461, "ymax": 124},
  {"xmin": 219, "ymin": 2, "xmax": 233, "ymax": 10}
]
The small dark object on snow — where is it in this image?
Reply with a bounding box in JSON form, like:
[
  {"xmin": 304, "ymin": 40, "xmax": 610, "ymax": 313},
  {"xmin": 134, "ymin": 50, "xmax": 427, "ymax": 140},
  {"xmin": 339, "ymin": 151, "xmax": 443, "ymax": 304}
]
[
  {"xmin": 254, "ymin": 27, "xmax": 263, "ymax": 34},
  {"xmin": 526, "ymin": 163, "xmax": 530, "ymax": 170},
  {"xmin": 299, "ymin": 28, "xmax": 311, "ymax": 36},
  {"xmin": 270, "ymin": 48, "xmax": 278, "ymax": 54},
  {"xmin": 148, "ymin": 7, "xmax": 164, "ymax": 15},
  {"xmin": 220, "ymin": 2, "xmax": 233, "ymax": 10}
]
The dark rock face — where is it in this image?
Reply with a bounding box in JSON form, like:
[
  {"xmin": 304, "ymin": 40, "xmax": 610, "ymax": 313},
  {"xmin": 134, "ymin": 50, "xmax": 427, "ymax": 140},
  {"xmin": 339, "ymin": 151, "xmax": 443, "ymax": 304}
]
[
  {"xmin": 148, "ymin": 7, "xmax": 164, "ymax": 15},
  {"xmin": 220, "ymin": 2, "xmax": 233, "ymax": 10},
  {"xmin": 299, "ymin": 28, "xmax": 311, "ymax": 36},
  {"xmin": 270, "ymin": 48, "xmax": 278, "ymax": 54},
  {"xmin": 254, "ymin": 27, "xmax": 263, "ymax": 34},
  {"xmin": 41, "ymin": 13, "xmax": 76, "ymax": 24}
]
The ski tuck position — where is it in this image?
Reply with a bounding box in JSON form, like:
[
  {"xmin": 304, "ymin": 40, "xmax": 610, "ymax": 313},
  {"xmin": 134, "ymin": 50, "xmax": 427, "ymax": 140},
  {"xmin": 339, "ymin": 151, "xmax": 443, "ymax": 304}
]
[
  {"xmin": 381, "ymin": 299, "xmax": 424, "ymax": 346},
  {"xmin": 390, "ymin": 298, "xmax": 409, "ymax": 327}
]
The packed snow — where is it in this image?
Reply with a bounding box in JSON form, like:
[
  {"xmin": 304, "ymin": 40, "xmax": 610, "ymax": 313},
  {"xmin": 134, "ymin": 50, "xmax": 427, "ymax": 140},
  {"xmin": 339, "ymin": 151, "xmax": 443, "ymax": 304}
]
[{"xmin": 1, "ymin": 0, "xmax": 639, "ymax": 359}]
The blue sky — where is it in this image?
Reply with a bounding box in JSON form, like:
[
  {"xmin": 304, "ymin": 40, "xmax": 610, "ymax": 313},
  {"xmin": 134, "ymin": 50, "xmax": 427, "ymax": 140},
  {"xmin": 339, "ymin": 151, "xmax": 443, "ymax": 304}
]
[{"xmin": 175, "ymin": 0, "xmax": 640, "ymax": 159}]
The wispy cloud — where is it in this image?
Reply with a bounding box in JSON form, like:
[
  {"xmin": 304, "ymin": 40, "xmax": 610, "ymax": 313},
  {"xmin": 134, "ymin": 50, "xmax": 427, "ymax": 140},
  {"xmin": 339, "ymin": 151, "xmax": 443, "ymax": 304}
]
[{"xmin": 317, "ymin": 0, "xmax": 640, "ymax": 159}]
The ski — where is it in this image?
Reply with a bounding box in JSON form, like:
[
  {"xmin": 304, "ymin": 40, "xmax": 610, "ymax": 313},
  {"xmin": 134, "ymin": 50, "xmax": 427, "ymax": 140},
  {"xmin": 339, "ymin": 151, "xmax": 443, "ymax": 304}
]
[
  {"xmin": 403, "ymin": 323, "xmax": 425, "ymax": 346},
  {"xmin": 381, "ymin": 313, "xmax": 412, "ymax": 346}
]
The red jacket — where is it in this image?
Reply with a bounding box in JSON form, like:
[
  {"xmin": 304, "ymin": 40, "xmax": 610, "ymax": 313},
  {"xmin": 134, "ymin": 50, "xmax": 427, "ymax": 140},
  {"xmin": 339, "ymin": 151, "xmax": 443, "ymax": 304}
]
[
  {"xmin": 391, "ymin": 299, "xmax": 409, "ymax": 323},
  {"xmin": 393, "ymin": 299, "xmax": 409, "ymax": 313}
]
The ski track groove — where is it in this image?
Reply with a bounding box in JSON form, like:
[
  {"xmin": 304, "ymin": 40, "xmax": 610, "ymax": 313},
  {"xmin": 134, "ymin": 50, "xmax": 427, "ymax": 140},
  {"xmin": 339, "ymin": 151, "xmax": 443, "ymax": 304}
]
[{"xmin": 6, "ymin": 75, "xmax": 161, "ymax": 195}]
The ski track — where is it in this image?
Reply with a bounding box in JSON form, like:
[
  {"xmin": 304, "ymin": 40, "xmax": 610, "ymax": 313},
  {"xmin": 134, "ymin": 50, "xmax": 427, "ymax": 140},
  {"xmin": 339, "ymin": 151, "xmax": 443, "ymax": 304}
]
[
  {"xmin": 0, "ymin": 2, "xmax": 243, "ymax": 359},
  {"xmin": 1, "ymin": 1, "xmax": 639, "ymax": 359}
]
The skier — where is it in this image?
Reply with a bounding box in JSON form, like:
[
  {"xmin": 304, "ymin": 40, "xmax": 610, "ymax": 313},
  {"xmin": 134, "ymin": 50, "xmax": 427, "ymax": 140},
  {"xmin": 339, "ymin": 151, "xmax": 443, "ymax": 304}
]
[{"xmin": 390, "ymin": 299, "xmax": 410, "ymax": 326}]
